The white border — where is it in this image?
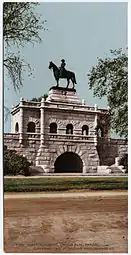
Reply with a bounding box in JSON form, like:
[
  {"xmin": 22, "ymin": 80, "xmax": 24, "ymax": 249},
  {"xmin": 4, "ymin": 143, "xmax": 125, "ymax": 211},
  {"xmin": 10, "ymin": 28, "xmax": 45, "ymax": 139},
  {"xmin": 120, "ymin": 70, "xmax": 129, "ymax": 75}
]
[
  {"xmin": 128, "ymin": 1, "xmax": 130, "ymax": 254},
  {"xmin": 1, "ymin": 1, "xmax": 129, "ymax": 255},
  {"xmin": 0, "ymin": 1, "xmax": 3, "ymax": 255}
]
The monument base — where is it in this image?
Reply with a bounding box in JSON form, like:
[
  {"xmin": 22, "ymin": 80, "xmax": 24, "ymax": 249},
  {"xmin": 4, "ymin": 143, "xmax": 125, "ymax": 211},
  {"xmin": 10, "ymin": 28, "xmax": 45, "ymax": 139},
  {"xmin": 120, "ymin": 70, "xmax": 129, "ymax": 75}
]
[
  {"xmin": 47, "ymin": 86, "xmax": 81, "ymax": 105},
  {"xmin": 49, "ymin": 86, "xmax": 76, "ymax": 92}
]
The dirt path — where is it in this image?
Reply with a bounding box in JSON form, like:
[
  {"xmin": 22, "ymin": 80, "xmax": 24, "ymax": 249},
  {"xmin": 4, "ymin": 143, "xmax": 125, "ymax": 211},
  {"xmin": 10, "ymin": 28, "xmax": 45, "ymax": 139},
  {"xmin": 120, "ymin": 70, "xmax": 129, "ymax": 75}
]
[
  {"xmin": 4, "ymin": 190, "xmax": 128, "ymax": 199},
  {"xmin": 4, "ymin": 193, "xmax": 128, "ymax": 253}
]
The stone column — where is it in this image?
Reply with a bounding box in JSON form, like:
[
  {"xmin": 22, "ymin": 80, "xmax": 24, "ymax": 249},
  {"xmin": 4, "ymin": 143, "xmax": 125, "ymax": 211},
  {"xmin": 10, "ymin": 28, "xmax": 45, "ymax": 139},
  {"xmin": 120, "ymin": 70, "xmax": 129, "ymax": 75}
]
[
  {"xmin": 40, "ymin": 98, "xmax": 45, "ymax": 146},
  {"xmin": 19, "ymin": 97, "xmax": 24, "ymax": 144},
  {"xmin": 11, "ymin": 105, "xmax": 14, "ymax": 133},
  {"xmin": 94, "ymin": 104, "xmax": 98, "ymax": 145},
  {"xmin": 36, "ymin": 98, "xmax": 51, "ymax": 172}
]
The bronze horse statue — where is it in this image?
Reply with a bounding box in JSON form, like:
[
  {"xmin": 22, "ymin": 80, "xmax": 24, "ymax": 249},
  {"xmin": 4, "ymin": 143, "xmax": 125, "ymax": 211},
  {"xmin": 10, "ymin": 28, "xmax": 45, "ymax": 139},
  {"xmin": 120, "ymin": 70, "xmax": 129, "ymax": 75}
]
[{"xmin": 49, "ymin": 61, "xmax": 77, "ymax": 89}]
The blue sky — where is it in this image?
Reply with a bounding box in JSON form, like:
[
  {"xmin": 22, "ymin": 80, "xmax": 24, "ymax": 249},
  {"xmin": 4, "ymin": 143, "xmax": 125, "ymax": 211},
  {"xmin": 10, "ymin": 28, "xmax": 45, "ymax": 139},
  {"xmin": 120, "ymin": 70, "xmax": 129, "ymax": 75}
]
[{"xmin": 4, "ymin": 2, "xmax": 127, "ymax": 133}]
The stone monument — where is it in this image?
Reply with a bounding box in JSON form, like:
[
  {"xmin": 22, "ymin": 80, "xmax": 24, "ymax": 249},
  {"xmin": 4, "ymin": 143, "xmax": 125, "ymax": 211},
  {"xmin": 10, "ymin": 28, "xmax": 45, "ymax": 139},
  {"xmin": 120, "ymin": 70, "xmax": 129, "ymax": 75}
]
[{"xmin": 4, "ymin": 61, "xmax": 128, "ymax": 175}]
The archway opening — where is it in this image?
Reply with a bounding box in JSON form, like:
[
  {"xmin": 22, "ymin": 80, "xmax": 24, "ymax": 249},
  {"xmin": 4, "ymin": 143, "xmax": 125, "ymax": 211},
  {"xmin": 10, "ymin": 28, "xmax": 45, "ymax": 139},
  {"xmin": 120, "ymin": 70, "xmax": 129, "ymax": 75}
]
[
  {"xmin": 50, "ymin": 123, "xmax": 57, "ymax": 133},
  {"xmin": 27, "ymin": 122, "xmax": 35, "ymax": 132},
  {"xmin": 66, "ymin": 124, "xmax": 73, "ymax": 134},
  {"xmin": 15, "ymin": 122, "xmax": 19, "ymax": 132},
  {"xmin": 82, "ymin": 125, "xmax": 89, "ymax": 135},
  {"xmin": 54, "ymin": 152, "xmax": 83, "ymax": 173},
  {"xmin": 97, "ymin": 126, "xmax": 104, "ymax": 137}
]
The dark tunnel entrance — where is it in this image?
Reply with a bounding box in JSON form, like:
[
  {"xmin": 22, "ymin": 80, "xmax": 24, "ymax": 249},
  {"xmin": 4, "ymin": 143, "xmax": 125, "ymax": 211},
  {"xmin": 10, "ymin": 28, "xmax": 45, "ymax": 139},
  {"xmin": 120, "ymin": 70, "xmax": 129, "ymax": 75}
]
[{"xmin": 54, "ymin": 152, "xmax": 83, "ymax": 173}]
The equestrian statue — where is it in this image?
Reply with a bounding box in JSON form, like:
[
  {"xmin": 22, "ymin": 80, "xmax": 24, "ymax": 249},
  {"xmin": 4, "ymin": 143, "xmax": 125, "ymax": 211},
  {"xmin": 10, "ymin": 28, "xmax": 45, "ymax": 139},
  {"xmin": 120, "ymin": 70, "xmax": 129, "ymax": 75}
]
[{"xmin": 49, "ymin": 59, "xmax": 77, "ymax": 89}]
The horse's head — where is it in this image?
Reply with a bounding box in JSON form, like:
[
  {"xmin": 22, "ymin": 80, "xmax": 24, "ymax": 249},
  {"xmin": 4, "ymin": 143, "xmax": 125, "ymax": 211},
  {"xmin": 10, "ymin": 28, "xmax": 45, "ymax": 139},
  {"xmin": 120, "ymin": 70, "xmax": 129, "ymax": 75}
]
[
  {"xmin": 49, "ymin": 61, "xmax": 58, "ymax": 71},
  {"xmin": 49, "ymin": 61, "xmax": 53, "ymax": 69}
]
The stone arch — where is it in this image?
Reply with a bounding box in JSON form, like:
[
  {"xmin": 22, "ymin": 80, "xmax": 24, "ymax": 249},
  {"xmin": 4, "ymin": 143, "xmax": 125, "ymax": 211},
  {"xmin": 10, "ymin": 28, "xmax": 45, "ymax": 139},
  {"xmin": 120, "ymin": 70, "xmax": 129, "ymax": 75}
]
[
  {"xmin": 15, "ymin": 122, "xmax": 19, "ymax": 133},
  {"xmin": 52, "ymin": 144, "xmax": 87, "ymax": 173},
  {"xmin": 27, "ymin": 122, "xmax": 35, "ymax": 132},
  {"xmin": 66, "ymin": 123, "xmax": 73, "ymax": 134},
  {"xmin": 50, "ymin": 122, "xmax": 57, "ymax": 133},
  {"xmin": 96, "ymin": 125, "xmax": 104, "ymax": 137},
  {"xmin": 82, "ymin": 125, "xmax": 89, "ymax": 135},
  {"xmin": 54, "ymin": 152, "xmax": 83, "ymax": 173},
  {"xmin": 49, "ymin": 118, "xmax": 59, "ymax": 125},
  {"xmin": 26, "ymin": 117, "xmax": 40, "ymax": 133}
]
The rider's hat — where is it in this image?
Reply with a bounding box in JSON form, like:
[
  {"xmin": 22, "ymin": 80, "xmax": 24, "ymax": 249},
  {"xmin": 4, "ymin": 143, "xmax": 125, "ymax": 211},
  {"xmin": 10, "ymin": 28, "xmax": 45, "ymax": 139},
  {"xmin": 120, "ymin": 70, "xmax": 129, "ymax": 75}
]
[{"xmin": 61, "ymin": 59, "xmax": 65, "ymax": 63}]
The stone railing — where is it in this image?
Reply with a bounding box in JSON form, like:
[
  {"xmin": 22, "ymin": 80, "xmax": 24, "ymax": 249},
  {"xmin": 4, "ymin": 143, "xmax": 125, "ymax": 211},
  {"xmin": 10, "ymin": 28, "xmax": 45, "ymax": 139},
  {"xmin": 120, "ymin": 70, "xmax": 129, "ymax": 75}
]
[
  {"xmin": 48, "ymin": 133, "xmax": 94, "ymax": 142},
  {"xmin": 12, "ymin": 101, "xmax": 41, "ymax": 110},
  {"xmin": 24, "ymin": 133, "xmax": 41, "ymax": 139},
  {"xmin": 11, "ymin": 99, "xmax": 109, "ymax": 115},
  {"xmin": 4, "ymin": 133, "xmax": 20, "ymax": 139},
  {"xmin": 97, "ymin": 137, "xmax": 128, "ymax": 145},
  {"xmin": 110, "ymin": 138, "xmax": 128, "ymax": 145},
  {"xmin": 22, "ymin": 101, "xmax": 41, "ymax": 107},
  {"xmin": 45, "ymin": 101, "xmax": 108, "ymax": 113},
  {"xmin": 4, "ymin": 133, "xmax": 41, "ymax": 140},
  {"xmin": 98, "ymin": 108, "xmax": 109, "ymax": 113}
]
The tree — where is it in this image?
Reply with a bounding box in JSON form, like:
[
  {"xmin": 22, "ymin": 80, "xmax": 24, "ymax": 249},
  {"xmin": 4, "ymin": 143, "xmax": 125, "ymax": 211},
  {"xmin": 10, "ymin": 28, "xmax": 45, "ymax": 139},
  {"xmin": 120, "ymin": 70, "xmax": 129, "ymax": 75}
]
[
  {"xmin": 31, "ymin": 94, "xmax": 48, "ymax": 102},
  {"xmin": 88, "ymin": 49, "xmax": 128, "ymax": 139},
  {"xmin": 4, "ymin": 2, "xmax": 47, "ymax": 91},
  {"xmin": 4, "ymin": 146, "xmax": 31, "ymax": 176}
]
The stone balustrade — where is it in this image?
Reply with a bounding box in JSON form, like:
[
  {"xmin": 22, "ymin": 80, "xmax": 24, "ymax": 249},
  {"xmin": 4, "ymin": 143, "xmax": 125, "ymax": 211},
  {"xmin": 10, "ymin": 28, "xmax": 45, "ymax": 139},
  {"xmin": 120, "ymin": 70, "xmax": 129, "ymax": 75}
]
[
  {"xmin": 11, "ymin": 99, "xmax": 109, "ymax": 116},
  {"xmin": 4, "ymin": 133, "xmax": 41, "ymax": 140},
  {"xmin": 48, "ymin": 133, "xmax": 94, "ymax": 142},
  {"xmin": 22, "ymin": 101, "xmax": 41, "ymax": 107},
  {"xmin": 24, "ymin": 133, "xmax": 41, "ymax": 139},
  {"xmin": 4, "ymin": 133, "xmax": 19, "ymax": 139},
  {"xmin": 97, "ymin": 137, "xmax": 127, "ymax": 144},
  {"xmin": 4, "ymin": 132, "xmax": 127, "ymax": 145}
]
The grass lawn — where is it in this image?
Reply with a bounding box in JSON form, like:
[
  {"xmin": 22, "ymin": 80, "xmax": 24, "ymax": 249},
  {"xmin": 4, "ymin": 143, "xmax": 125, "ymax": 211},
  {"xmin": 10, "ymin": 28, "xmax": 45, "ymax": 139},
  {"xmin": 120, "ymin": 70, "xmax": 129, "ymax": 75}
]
[{"xmin": 4, "ymin": 176, "xmax": 128, "ymax": 192}]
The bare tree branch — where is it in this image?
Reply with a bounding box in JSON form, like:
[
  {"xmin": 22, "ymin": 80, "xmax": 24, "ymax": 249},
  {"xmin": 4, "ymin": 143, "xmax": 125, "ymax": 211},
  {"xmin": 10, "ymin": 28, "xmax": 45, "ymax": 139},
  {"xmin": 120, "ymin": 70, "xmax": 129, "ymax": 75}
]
[{"xmin": 3, "ymin": 2, "xmax": 47, "ymax": 89}]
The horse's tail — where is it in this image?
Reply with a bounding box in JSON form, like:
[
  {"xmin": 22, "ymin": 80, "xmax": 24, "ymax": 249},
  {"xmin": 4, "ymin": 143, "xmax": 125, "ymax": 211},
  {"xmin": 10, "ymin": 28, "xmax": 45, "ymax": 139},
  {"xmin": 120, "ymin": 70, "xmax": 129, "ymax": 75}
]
[{"xmin": 73, "ymin": 73, "xmax": 77, "ymax": 84}]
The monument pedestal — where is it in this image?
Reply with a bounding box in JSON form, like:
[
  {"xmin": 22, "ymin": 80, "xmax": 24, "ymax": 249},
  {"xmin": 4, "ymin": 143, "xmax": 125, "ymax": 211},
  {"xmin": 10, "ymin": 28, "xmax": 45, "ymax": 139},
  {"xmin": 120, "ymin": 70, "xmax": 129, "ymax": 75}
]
[{"xmin": 46, "ymin": 86, "xmax": 82, "ymax": 105}]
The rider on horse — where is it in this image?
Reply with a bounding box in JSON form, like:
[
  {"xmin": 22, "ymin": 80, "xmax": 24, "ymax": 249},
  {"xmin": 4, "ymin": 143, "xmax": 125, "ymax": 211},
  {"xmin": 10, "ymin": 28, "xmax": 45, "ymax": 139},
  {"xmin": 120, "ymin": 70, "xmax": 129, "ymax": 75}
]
[
  {"xmin": 49, "ymin": 59, "xmax": 77, "ymax": 88},
  {"xmin": 59, "ymin": 59, "xmax": 66, "ymax": 77}
]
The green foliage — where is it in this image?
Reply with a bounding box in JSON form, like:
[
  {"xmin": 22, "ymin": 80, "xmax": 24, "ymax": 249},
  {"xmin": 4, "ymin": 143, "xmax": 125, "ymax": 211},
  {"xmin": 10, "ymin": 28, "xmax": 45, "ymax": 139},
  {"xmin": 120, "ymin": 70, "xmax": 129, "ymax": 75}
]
[
  {"xmin": 31, "ymin": 93, "xmax": 48, "ymax": 102},
  {"xmin": 4, "ymin": 147, "xmax": 31, "ymax": 176},
  {"xmin": 88, "ymin": 49, "xmax": 128, "ymax": 138},
  {"xmin": 4, "ymin": 2, "xmax": 47, "ymax": 90},
  {"xmin": 4, "ymin": 177, "xmax": 128, "ymax": 192}
]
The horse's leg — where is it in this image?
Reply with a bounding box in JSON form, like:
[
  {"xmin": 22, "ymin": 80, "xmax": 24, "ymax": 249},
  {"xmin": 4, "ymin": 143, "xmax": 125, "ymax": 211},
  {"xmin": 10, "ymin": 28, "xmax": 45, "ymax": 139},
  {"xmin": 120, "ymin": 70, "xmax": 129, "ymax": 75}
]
[
  {"xmin": 56, "ymin": 79, "xmax": 59, "ymax": 87},
  {"xmin": 55, "ymin": 76, "xmax": 59, "ymax": 87},
  {"xmin": 55, "ymin": 71, "xmax": 59, "ymax": 87},
  {"xmin": 70, "ymin": 77, "xmax": 74, "ymax": 89},
  {"xmin": 66, "ymin": 78, "xmax": 69, "ymax": 88}
]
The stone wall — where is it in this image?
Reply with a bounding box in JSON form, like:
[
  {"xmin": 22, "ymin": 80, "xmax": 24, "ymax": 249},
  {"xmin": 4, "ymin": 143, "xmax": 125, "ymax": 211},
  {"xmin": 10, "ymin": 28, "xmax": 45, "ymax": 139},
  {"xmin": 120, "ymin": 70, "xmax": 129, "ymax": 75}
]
[
  {"xmin": 23, "ymin": 109, "xmax": 40, "ymax": 133},
  {"xmin": 4, "ymin": 133, "xmax": 40, "ymax": 165},
  {"xmin": 44, "ymin": 109, "xmax": 95, "ymax": 136},
  {"xmin": 4, "ymin": 133, "xmax": 99, "ymax": 173},
  {"xmin": 48, "ymin": 140, "xmax": 99, "ymax": 173},
  {"xmin": 11, "ymin": 110, "xmax": 21, "ymax": 133},
  {"xmin": 4, "ymin": 133, "xmax": 128, "ymax": 172},
  {"xmin": 5, "ymin": 88, "xmax": 127, "ymax": 174},
  {"xmin": 97, "ymin": 138, "xmax": 128, "ymax": 166}
]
